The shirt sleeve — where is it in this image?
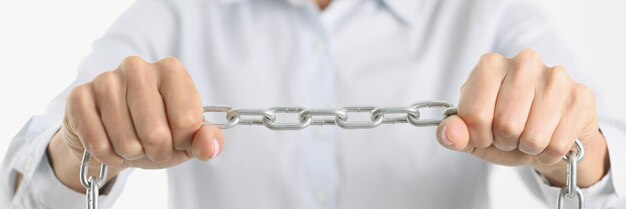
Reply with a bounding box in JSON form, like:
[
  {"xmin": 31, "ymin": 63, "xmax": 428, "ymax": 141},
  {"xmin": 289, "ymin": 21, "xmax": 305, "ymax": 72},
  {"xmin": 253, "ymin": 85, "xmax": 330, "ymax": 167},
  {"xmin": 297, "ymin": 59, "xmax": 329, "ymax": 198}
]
[
  {"xmin": 523, "ymin": 119, "xmax": 626, "ymax": 208},
  {"xmin": 0, "ymin": 0, "xmax": 178, "ymax": 208},
  {"xmin": 490, "ymin": 0, "xmax": 626, "ymax": 208}
]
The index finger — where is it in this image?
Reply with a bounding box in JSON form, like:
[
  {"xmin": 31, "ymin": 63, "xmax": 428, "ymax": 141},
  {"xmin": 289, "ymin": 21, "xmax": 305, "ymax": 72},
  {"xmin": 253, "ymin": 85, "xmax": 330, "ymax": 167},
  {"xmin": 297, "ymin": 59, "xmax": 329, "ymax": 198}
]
[
  {"xmin": 458, "ymin": 53, "xmax": 507, "ymax": 148},
  {"xmin": 155, "ymin": 57, "xmax": 204, "ymax": 150}
]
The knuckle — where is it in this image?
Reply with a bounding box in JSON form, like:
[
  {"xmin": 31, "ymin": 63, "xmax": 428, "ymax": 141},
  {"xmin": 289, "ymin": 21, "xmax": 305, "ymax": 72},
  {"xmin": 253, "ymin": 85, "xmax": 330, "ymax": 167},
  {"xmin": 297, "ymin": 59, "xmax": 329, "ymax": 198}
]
[
  {"xmin": 156, "ymin": 57, "xmax": 185, "ymax": 73},
  {"xmin": 537, "ymin": 143, "xmax": 570, "ymax": 165},
  {"xmin": 67, "ymin": 84, "xmax": 94, "ymax": 113},
  {"xmin": 520, "ymin": 134, "xmax": 548, "ymax": 154},
  {"xmin": 120, "ymin": 56, "xmax": 150, "ymax": 77},
  {"xmin": 546, "ymin": 66, "xmax": 569, "ymax": 85},
  {"xmin": 462, "ymin": 111, "xmax": 492, "ymax": 130},
  {"xmin": 570, "ymin": 84, "xmax": 595, "ymax": 107},
  {"xmin": 574, "ymin": 84, "xmax": 594, "ymax": 100},
  {"xmin": 149, "ymin": 152, "xmax": 172, "ymax": 162},
  {"xmin": 516, "ymin": 49, "xmax": 539, "ymax": 61},
  {"xmin": 493, "ymin": 140, "xmax": 516, "ymax": 151},
  {"xmin": 92, "ymin": 71, "xmax": 119, "ymax": 93},
  {"xmin": 93, "ymin": 71, "xmax": 117, "ymax": 85},
  {"xmin": 173, "ymin": 139, "xmax": 192, "ymax": 150},
  {"xmin": 87, "ymin": 140, "xmax": 111, "ymax": 159},
  {"xmin": 493, "ymin": 119, "xmax": 523, "ymax": 139},
  {"xmin": 512, "ymin": 49, "xmax": 542, "ymax": 71},
  {"xmin": 544, "ymin": 143, "xmax": 570, "ymax": 160},
  {"xmin": 65, "ymin": 86, "xmax": 93, "ymax": 134},
  {"xmin": 172, "ymin": 111, "xmax": 202, "ymax": 131},
  {"xmin": 121, "ymin": 56, "xmax": 148, "ymax": 69},
  {"xmin": 140, "ymin": 125, "xmax": 171, "ymax": 148},
  {"xmin": 141, "ymin": 130, "xmax": 173, "ymax": 161},
  {"xmin": 68, "ymin": 84, "xmax": 91, "ymax": 103},
  {"xmin": 472, "ymin": 139, "xmax": 492, "ymax": 149},
  {"xmin": 478, "ymin": 53, "xmax": 505, "ymax": 68},
  {"xmin": 114, "ymin": 139, "xmax": 144, "ymax": 159},
  {"xmin": 550, "ymin": 65, "xmax": 569, "ymax": 76}
]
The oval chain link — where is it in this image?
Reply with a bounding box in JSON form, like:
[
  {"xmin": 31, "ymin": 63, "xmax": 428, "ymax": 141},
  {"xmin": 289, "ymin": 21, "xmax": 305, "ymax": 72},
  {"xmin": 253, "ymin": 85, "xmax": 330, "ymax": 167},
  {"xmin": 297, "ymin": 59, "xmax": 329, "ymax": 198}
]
[
  {"xmin": 203, "ymin": 101, "xmax": 456, "ymax": 129},
  {"xmin": 335, "ymin": 106, "xmax": 381, "ymax": 129},
  {"xmin": 557, "ymin": 139, "xmax": 585, "ymax": 209},
  {"xmin": 80, "ymin": 150, "xmax": 108, "ymax": 209},
  {"xmin": 409, "ymin": 101, "xmax": 457, "ymax": 126},
  {"xmin": 263, "ymin": 107, "xmax": 310, "ymax": 130}
]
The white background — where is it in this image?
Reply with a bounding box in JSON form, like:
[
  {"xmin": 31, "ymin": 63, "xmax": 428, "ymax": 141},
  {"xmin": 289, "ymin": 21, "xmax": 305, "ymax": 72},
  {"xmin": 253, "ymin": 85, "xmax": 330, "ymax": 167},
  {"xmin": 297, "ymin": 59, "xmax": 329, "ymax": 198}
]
[{"xmin": 0, "ymin": 1, "xmax": 624, "ymax": 208}]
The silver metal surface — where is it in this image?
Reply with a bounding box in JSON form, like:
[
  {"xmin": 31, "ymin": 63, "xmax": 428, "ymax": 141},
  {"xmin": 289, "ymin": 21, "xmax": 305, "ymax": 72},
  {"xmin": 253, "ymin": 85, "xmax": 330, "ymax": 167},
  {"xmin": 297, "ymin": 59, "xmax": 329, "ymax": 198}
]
[
  {"xmin": 566, "ymin": 152, "xmax": 578, "ymax": 198},
  {"xmin": 409, "ymin": 101, "xmax": 456, "ymax": 126},
  {"xmin": 263, "ymin": 107, "xmax": 310, "ymax": 130},
  {"xmin": 80, "ymin": 151, "xmax": 109, "ymax": 189},
  {"xmin": 557, "ymin": 139, "xmax": 585, "ymax": 209},
  {"xmin": 80, "ymin": 150, "xmax": 108, "ymax": 209},
  {"xmin": 203, "ymin": 101, "xmax": 457, "ymax": 130},
  {"xmin": 562, "ymin": 139, "xmax": 585, "ymax": 162},
  {"xmin": 336, "ymin": 106, "xmax": 383, "ymax": 129},
  {"xmin": 87, "ymin": 177, "xmax": 99, "ymax": 209},
  {"xmin": 557, "ymin": 187, "xmax": 584, "ymax": 209}
]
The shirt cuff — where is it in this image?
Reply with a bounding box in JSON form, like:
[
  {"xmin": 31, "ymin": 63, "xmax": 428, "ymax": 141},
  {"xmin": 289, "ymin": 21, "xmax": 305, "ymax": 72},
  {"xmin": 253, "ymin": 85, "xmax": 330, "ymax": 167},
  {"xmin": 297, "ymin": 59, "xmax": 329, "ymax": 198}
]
[
  {"xmin": 531, "ymin": 120, "xmax": 626, "ymax": 208},
  {"xmin": 29, "ymin": 152, "xmax": 87, "ymax": 208},
  {"xmin": 600, "ymin": 120, "xmax": 626, "ymax": 197},
  {"xmin": 531, "ymin": 166, "xmax": 616, "ymax": 208},
  {"xmin": 5, "ymin": 116, "xmax": 132, "ymax": 208},
  {"xmin": 27, "ymin": 136, "xmax": 134, "ymax": 209}
]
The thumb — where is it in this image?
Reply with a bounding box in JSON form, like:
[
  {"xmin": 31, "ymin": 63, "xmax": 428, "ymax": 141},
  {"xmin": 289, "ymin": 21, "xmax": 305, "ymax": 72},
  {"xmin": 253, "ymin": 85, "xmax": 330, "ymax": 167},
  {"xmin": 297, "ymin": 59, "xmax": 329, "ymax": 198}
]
[
  {"xmin": 436, "ymin": 115, "xmax": 470, "ymax": 151},
  {"xmin": 191, "ymin": 125, "xmax": 224, "ymax": 161}
]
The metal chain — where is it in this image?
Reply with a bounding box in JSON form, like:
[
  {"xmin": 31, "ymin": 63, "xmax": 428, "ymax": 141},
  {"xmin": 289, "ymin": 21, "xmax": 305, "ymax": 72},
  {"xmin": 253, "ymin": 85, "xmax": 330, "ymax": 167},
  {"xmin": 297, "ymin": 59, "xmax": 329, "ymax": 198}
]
[
  {"xmin": 557, "ymin": 139, "xmax": 585, "ymax": 209},
  {"xmin": 202, "ymin": 101, "xmax": 457, "ymax": 129},
  {"xmin": 79, "ymin": 100, "xmax": 585, "ymax": 209},
  {"xmin": 80, "ymin": 151, "xmax": 108, "ymax": 209}
]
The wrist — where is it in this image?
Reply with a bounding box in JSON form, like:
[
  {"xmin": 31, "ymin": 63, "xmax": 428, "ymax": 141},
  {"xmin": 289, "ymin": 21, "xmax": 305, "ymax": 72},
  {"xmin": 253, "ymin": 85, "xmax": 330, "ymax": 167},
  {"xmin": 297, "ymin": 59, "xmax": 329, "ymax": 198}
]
[
  {"xmin": 47, "ymin": 130, "xmax": 124, "ymax": 193},
  {"xmin": 533, "ymin": 129, "xmax": 609, "ymax": 188}
]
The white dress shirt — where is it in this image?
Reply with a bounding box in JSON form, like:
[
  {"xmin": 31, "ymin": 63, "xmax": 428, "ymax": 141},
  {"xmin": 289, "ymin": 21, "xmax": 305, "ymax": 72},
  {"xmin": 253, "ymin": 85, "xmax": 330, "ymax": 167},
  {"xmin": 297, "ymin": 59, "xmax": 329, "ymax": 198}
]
[{"xmin": 2, "ymin": 0, "xmax": 625, "ymax": 208}]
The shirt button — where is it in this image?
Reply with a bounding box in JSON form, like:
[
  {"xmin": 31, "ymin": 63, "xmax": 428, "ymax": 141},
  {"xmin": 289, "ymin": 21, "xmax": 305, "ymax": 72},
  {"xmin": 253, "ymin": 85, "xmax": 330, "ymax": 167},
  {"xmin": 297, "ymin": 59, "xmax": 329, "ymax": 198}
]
[{"xmin": 314, "ymin": 190, "xmax": 328, "ymax": 205}]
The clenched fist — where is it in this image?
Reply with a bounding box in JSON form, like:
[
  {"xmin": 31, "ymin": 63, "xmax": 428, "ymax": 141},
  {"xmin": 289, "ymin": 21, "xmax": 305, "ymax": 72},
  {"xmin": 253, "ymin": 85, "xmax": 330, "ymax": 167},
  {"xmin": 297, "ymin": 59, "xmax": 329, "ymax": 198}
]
[
  {"xmin": 48, "ymin": 56, "xmax": 224, "ymax": 192},
  {"xmin": 436, "ymin": 49, "xmax": 609, "ymax": 187}
]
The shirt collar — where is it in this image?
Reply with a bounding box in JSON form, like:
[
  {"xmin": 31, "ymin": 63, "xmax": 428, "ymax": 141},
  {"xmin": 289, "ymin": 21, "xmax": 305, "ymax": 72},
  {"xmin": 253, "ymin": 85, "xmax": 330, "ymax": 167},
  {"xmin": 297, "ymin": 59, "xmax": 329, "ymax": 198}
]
[{"xmin": 219, "ymin": 0, "xmax": 420, "ymax": 25}]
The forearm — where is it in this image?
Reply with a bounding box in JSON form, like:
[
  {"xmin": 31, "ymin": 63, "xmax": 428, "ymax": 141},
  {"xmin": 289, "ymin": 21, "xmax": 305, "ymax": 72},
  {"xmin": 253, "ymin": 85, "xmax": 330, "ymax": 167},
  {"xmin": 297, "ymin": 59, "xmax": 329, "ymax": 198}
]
[
  {"xmin": 533, "ymin": 129, "xmax": 610, "ymax": 188},
  {"xmin": 47, "ymin": 131, "xmax": 124, "ymax": 193}
]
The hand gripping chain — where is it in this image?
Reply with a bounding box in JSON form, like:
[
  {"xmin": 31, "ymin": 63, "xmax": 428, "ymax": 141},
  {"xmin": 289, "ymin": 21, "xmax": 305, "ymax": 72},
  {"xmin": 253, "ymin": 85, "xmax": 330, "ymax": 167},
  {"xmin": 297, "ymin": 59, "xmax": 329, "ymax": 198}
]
[{"xmin": 79, "ymin": 101, "xmax": 584, "ymax": 209}]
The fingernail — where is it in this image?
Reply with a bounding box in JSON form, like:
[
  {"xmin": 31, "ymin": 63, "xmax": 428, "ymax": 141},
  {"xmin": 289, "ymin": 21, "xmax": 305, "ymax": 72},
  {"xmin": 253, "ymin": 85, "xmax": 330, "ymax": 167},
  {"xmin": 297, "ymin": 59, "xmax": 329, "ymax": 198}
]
[
  {"xmin": 210, "ymin": 138, "xmax": 220, "ymax": 159},
  {"xmin": 441, "ymin": 126, "xmax": 454, "ymax": 146}
]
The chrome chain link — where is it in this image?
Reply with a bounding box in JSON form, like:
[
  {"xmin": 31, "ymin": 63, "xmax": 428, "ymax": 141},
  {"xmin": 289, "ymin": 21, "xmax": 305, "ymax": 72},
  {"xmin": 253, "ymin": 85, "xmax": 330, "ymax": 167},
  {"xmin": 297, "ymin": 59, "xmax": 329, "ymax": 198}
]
[
  {"xmin": 203, "ymin": 101, "xmax": 457, "ymax": 129},
  {"xmin": 557, "ymin": 139, "xmax": 585, "ymax": 209},
  {"xmin": 79, "ymin": 100, "xmax": 585, "ymax": 209},
  {"xmin": 80, "ymin": 151, "xmax": 109, "ymax": 209}
]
